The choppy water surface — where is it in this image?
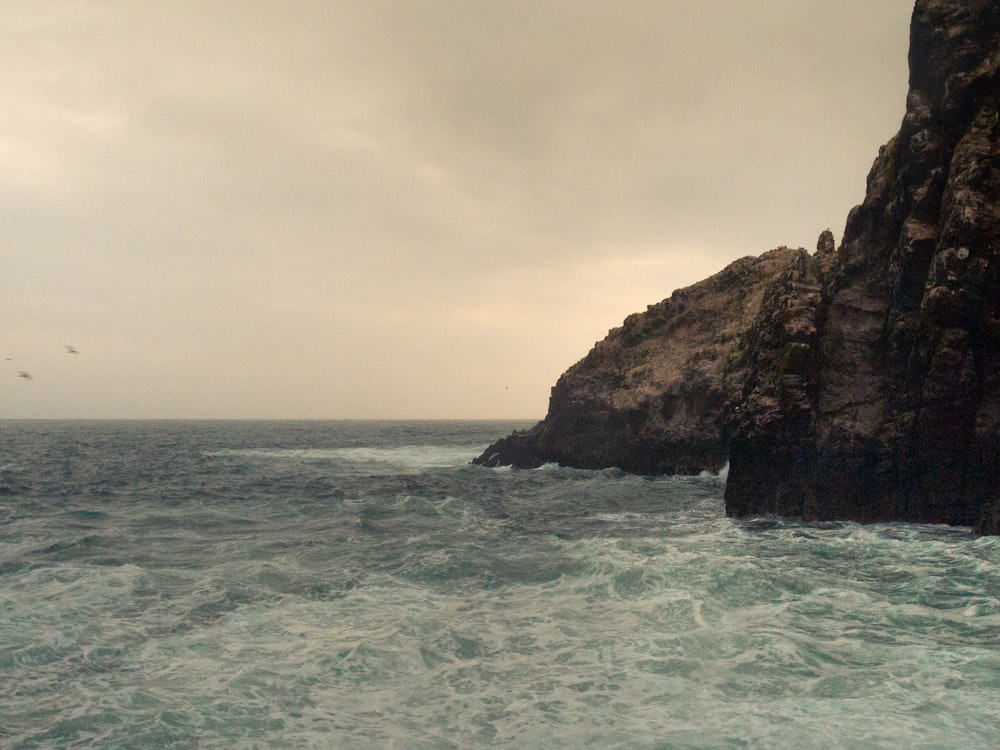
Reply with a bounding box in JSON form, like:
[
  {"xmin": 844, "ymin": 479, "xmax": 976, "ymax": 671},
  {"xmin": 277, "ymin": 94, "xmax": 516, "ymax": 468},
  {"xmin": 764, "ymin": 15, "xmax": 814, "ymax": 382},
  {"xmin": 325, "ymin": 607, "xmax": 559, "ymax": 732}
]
[{"xmin": 1, "ymin": 420, "xmax": 998, "ymax": 748}]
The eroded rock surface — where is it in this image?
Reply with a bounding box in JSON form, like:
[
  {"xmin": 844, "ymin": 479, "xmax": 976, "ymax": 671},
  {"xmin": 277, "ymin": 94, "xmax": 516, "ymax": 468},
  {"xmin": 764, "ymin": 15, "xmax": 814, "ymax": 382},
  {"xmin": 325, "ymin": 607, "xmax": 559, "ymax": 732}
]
[
  {"xmin": 474, "ymin": 247, "xmax": 810, "ymax": 474},
  {"xmin": 726, "ymin": 0, "xmax": 1000, "ymax": 532},
  {"xmin": 476, "ymin": 0, "xmax": 1000, "ymax": 533}
]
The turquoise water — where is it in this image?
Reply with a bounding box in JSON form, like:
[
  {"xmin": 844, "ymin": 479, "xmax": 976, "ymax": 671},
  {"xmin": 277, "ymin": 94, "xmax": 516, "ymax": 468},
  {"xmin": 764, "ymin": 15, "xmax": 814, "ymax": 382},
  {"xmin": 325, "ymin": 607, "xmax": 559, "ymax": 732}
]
[{"xmin": 1, "ymin": 420, "xmax": 998, "ymax": 748}]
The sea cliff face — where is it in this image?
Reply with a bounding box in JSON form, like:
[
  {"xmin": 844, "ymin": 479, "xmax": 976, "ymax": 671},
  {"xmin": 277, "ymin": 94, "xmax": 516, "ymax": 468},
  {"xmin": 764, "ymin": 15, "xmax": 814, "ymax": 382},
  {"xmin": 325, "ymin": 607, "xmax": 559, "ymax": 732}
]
[
  {"xmin": 727, "ymin": 0, "xmax": 1000, "ymax": 533},
  {"xmin": 476, "ymin": 0, "xmax": 1000, "ymax": 533},
  {"xmin": 475, "ymin": 247, "xmax": 812, "ymax": 474}
]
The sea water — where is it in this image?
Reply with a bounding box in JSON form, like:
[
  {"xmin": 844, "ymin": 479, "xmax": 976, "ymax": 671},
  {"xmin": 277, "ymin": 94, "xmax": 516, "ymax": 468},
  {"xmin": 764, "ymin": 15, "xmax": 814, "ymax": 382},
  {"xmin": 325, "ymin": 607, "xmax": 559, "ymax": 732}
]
[{"xmin": 1, "ymin": 420, "xmax": 998, "ymax": 749}]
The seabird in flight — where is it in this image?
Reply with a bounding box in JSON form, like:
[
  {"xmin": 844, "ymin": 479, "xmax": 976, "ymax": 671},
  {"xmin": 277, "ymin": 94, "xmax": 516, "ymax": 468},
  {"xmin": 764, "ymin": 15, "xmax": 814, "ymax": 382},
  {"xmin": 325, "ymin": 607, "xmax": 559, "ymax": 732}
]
[
  {"xmin": 66, "ymin": 346, "xmax": 79, "ymax": 354},
  {"xmin": 17, "ymin": 371, "xmax": 32, "ymax": 380}
]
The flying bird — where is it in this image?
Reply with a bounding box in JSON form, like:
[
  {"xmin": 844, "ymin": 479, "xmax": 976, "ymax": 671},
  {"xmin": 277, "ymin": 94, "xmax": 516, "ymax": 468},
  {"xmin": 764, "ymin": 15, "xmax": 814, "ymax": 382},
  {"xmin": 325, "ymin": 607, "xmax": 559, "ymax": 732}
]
[
  {"xmin": 17, "ymin": 371, "xmax": 32, "ymax": 380},
  {"xmin": 65, "ymin": 346, "xmax": 79, "ymax": 354}
]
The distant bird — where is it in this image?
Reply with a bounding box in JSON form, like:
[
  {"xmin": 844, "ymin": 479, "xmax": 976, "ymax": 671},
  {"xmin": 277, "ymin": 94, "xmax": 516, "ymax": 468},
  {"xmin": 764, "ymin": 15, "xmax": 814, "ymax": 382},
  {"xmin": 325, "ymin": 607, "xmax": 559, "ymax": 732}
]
[
  {"xmin": 65, "ymin": 346, "xmax": 79, "ymax": 354},
  {"xmin": 17, "ymin": 371, "xmax": 31, "ymax": 380}
]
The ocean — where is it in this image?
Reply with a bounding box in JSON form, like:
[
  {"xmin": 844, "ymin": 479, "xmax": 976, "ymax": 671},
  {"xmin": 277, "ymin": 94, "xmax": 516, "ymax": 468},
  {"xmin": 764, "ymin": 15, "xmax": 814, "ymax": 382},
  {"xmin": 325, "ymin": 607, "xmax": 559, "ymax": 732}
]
[{"xmin": 1, "ymin": 420, "xmax": 998, "ymax": 749}]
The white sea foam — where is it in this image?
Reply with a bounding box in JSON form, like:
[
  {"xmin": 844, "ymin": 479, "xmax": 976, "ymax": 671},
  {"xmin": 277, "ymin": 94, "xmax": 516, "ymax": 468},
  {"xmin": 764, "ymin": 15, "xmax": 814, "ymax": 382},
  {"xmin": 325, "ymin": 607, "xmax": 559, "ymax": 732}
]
[
  {"xmin": 209, "ymin": 444, "xmax": 484, "ymax": 472},
  {"xmin": 698, "ymin": 460, "xmax": 729, "ymax": 481},
  {"xmin": 2, "ymin": 420, "xmax": 997, "ymax": 748}
]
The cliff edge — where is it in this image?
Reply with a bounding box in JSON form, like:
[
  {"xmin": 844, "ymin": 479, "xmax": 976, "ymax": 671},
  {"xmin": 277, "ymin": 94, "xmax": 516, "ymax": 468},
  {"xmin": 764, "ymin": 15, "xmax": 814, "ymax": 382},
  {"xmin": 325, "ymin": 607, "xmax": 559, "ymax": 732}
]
[
  {"xmin": 726, "ymin": 0, "xmax": 1000, "ymax": 533},
  {"xmin": 476, "ymin": 0, "xmax": 1000, "ymax": 533},
  {"xmin": 475, "ymin": 247, "xmax": 815, "ymax": 474}
]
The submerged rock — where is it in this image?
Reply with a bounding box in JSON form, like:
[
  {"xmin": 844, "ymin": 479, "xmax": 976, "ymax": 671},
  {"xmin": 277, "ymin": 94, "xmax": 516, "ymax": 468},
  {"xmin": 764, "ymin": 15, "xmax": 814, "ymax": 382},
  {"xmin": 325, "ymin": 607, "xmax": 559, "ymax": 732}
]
[{"xmin": 477, "ymin": 0, "xmax": 1000, "ymax": 534}]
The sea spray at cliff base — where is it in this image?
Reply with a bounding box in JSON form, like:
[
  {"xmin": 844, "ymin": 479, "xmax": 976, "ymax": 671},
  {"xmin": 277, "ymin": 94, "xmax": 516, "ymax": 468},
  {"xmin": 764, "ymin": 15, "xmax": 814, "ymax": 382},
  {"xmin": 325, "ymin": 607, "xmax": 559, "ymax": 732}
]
[{"xmin": 2, "ymin": 420, "xmax": 998, "ymax": 748}]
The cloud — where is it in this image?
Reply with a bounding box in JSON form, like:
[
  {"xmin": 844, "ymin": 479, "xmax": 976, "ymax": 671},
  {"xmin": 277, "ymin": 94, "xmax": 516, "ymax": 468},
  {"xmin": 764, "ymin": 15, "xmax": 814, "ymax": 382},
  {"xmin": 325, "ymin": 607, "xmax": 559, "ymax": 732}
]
[{"xmin": 1, "ymin": 1, "xmax": 914, "ymax": 418}]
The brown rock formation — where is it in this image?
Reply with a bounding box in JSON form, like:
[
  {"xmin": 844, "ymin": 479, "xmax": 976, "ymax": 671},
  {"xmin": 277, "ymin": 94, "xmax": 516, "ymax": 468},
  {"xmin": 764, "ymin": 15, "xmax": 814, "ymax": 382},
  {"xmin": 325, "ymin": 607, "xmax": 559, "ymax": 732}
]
[
  {"xmin": 726, "ymin": 0, "xmax": 1000, "ymax": 532},
  {"xmin": 474, "ymin": 247, "xmax": 810, "ymax": 474},
  {"xmin": 476, "ymin": 0, "xmax": 1000, "ymax": 533}
]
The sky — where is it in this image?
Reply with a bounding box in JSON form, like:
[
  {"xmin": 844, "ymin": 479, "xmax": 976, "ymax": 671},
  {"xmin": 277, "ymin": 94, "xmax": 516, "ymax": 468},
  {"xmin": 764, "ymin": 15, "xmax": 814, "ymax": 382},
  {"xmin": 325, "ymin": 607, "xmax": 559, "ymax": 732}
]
[{"xmin": 3, "ymin": 1, "xmax": 915, "ymax": 420}]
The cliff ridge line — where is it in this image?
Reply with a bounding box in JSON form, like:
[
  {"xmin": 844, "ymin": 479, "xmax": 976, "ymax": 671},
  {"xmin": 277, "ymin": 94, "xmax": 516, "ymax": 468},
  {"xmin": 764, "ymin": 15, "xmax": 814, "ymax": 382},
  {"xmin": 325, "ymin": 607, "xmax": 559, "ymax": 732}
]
[{"xmin": 476, "ymin": 0, "xmax": 1000, "ymax": 534}]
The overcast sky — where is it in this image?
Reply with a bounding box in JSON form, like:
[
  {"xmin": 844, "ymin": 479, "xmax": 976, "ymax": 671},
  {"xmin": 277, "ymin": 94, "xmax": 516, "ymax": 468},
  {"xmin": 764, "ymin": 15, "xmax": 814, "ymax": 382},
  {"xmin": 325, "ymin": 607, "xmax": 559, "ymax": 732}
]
[{"xmin": 3, "ymin": 1, "xmax": 913, "ymax": 420}]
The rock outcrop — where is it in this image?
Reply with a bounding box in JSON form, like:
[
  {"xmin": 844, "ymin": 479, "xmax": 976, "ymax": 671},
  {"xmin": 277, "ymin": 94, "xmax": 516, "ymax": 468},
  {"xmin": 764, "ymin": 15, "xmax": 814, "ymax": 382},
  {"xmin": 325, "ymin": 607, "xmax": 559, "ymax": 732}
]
[
  {"xmin": 475, "ymin": 247, "xmax": 815, "ymax": 474},
  {"xmin": 727, "ymin": 0, "xmax": 1000, "ymax": 532},
  {"xmin": 476, "ymin": 0, "xmax": 1000, "ymax": 533}
]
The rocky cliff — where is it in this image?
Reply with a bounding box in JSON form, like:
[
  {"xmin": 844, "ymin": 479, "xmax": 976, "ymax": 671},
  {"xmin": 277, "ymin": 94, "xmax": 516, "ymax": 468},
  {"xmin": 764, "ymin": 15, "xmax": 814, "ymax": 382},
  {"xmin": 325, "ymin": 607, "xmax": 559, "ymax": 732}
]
[
  {"xmin": 475, "ymin": 247, "xmax": 814, "ymax": 474},
  {"xmin": 477, "ymin": 248, "xmax": 809, "ymax": 474},
  {"xmin": 727, "ymin": 0, "xmax": 1000, "ymax": 533},
  {"xmin": 476, "ymin": 0, "xmax": 1000, "ymax": 534}
]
